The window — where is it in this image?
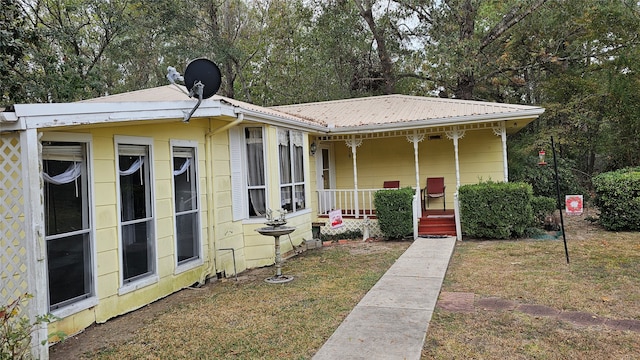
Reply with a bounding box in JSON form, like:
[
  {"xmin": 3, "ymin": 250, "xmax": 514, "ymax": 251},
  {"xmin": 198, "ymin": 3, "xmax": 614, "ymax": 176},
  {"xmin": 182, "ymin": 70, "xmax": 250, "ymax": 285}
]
[
  {"xmin": 116, "ymin": 141, "xmax": 155, "ymax": 283},
  {"xmin": 278, "ymin": 129, "xmax": 305, "ymax": 212},
  {"xmin": 172, "ymin": 144, "xmax": 200, "ymax": 265},
  {"xmin": 245, "ymin": 128, "xmax": 266, "ymax": 217},
  {"xmin": 230, "ymin": 127, "xmax": 267, "ymax": 221},
  {"xmin": 43, "ymin": 141, "xmax": 93, "ymax": 311}
]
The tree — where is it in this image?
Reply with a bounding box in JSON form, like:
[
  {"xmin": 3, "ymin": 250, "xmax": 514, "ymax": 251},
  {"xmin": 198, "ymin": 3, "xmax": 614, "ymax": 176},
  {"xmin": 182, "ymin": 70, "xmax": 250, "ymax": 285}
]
[
  {"xmin": 0, "ymin": 0, "xmax": 34, "ymax": 106},
  {"xmin": 413, "ymin": 0, "xmax": 548, "ymax": 100},
  {"xmin": 16, "ymin": 0, "xmax": 136, "ymax": 102}
]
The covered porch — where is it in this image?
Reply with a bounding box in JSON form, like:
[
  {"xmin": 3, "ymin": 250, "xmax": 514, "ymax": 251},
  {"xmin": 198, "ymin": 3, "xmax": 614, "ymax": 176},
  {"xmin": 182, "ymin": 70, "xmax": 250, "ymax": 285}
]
[
  {"xmin": 311, "ymin": 123, "xmax": 511, "ymax": 240},
  {"xmin": 315, "ymin": 187, "xmax": 457, "ymax": 238},
  {"xmin": 274, "ymin": 95, "xmax": 545, "ymax": 241}
]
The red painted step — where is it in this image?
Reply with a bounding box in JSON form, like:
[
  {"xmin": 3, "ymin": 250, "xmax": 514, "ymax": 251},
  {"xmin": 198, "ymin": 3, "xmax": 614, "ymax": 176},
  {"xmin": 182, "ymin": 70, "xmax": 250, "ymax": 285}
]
[{"xmin": 418, "ymin": 213, "xmax": 456, "ymax": 236}]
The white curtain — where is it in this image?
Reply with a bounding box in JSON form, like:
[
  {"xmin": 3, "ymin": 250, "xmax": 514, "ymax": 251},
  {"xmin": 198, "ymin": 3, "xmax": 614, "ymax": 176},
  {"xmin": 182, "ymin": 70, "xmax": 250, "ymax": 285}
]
[
  {"xmin": 173, "ymin": 158, "xmax": 191, "ymax": 182},
  {"xmin": 43, "ymin": 162, "xmax": 83, "ymax": 197},
  {"xmin": 119, "ymin": 157, "xmax": 144, "ymax": 185},
  {"xmin": 43, "ymin": 162, "xmax": 82, "ymax": 185},
  {"xmin": 120, "ymin": 157, "xmax": 143, "ymax": 176},
  {"xmin": 246, "ymin": 128, "xmax": 266, "ymax": 216},
  {"xmin": 278, "ymin": 129, "xmax": 291, "ymax": 184}
]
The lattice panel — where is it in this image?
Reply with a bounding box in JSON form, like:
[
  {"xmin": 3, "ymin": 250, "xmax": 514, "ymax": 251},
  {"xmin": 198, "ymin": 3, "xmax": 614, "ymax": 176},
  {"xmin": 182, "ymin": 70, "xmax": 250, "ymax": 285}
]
[
  {"xmin": 321, "ymin": 218, "xmax": 383, "ymax": 238},
  {"xmin": 0, "ymin": 133, "xmax": 30, "ymax": 305}
]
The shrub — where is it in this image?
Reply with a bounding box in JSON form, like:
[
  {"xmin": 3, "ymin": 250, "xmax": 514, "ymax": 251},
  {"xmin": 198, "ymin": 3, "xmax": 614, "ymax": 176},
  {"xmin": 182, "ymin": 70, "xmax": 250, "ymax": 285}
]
[
  {"xmin": 320, "ymin": 229, "xmax": 363, "ymax": 241},
  {"xmin": 509, "ymin": 154, "xmax": 587, "ymax": 200},
  {"xmin": 374, "ymin": 187, "xmax": 414, "ymax": 239},
  {"xmin": 531, "ymin": 196, "xmax": 557, "ymax": 226},
  {"xmin": 459, "ymin": 181, "xmax": 534, "ymax": 239},
  {"xmin": 1, "ymin": 293, "xmax": 60, "ymax": 360},
  {"xmin": 592, "ymin": 167, "xmax": 640, "ymax": 231}
]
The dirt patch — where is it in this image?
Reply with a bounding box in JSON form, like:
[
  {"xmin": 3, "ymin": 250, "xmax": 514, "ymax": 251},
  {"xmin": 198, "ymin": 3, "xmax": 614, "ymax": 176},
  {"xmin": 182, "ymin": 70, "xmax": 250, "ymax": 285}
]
[
  {"xmin": 437, "ymin": 292, "xmax": 475, "ymax": 313},
  {"xmin": 48, "ymin": 240, "xmax": 405, "ymax": 359},
  {"xmin": 517, "ymin": 304, "xmax": 560, "ymax": 317},
  {"xmin": 437, "ymin": 292, "xmax": 640, "ymax": 333},
  {"xmin": 49, "ymin": 280, "xmax": 221, "ymax": 359},
  {"xmin": 558, "ymin": 311, "xmax": 605, "ymax": 327},
  {"xmin": 475, "ymin": 297, "xmax": 517, "ymax": 311}
]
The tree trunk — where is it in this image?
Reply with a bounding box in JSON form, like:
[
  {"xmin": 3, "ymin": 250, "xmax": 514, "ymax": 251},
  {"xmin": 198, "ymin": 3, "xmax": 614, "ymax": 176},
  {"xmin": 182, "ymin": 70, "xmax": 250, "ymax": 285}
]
[
  {"xmin": 455, "ymin": 0, "xmax": 476, "ymax": 100},
  {"xmin": 354, "ymin": 0, "xmax": 395, "ymax": 94}
]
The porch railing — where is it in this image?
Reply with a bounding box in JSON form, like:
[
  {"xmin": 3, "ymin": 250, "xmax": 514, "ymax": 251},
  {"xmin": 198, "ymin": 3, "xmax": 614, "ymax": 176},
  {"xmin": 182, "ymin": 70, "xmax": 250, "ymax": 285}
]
[
  {"xmin": 316, "ymin": 188, "xmax": 420, "ymax": 219},
  {"xmin": 317, "ymin": 188, "xmax": 380, "ymax": 218}
]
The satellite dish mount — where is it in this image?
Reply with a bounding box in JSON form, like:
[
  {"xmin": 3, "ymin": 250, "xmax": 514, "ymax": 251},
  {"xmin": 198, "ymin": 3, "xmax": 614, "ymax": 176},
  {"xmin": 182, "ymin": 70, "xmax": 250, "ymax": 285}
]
[{"xmin": 166, "ymin": 58, "xmax": 222, "ymax": 123}]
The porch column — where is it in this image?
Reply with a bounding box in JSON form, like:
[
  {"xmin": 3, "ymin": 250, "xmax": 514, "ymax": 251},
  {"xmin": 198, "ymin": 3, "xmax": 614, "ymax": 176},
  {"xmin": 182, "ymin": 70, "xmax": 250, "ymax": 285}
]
[
  {"xmin": 493, "ymin": 123, "xmax": 508, "ymax": 182},
  {"xmin": 406, "ymin": 132, "xmax": 425, "ymax": 240},
  {"xmin": 406, "ymin": 131, "xmax": 425, "ymax": 191},
  {"xmin": 445, "ymin": 126, "xmax": 466, "ymax": 189},
  {"xmin": 345, "ymin": 136, "xmax": 363, "ymax": 217},
  {"xmin": 22, "ymin": 129, "xmax": 48, "ymax": 359}
]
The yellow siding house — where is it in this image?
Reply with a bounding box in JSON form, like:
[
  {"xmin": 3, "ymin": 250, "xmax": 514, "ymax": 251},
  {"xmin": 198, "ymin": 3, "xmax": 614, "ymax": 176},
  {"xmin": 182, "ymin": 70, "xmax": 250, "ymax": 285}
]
[{"xmin": 0, "ymin": 86, "xmax": 543, "ymax": 358}]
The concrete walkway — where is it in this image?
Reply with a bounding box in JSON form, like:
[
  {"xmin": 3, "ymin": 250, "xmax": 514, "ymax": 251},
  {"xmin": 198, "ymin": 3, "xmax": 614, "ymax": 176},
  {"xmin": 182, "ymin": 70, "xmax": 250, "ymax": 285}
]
[{"xmin": 313, "ymin": 237, "xmax": 457, "ymax": 360}]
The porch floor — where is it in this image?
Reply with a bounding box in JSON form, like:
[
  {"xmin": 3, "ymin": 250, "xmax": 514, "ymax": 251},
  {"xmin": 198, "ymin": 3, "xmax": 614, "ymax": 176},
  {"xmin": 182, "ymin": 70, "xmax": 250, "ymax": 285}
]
[{"xmin": 319, "ymin": 209, "xmax": 456, "ymax": 237}]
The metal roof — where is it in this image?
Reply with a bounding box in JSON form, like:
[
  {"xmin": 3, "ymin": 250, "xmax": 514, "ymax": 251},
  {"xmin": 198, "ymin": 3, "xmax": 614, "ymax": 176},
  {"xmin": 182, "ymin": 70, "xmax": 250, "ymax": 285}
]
[
  {"xmin": 2, "ymin": 87, "xmax": 543, "ymax": 133},
  {"xmin": 272, "ymin": 95, "xmax": 544, "ymax": 132},
  {"xmin": 80, "ymin": 85, "xmax": 325, "ymax": 127}
]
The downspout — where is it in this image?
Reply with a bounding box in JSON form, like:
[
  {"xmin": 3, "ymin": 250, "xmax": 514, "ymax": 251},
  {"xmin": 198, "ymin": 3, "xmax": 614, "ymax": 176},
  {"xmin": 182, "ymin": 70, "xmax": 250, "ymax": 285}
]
[
  {"xmin": 198, "ymin": 112, "xmax": 244, "ymax": 285},
  {"xmin": 212, "ymin": 111, "xmax": 244, "ymax": 135}
]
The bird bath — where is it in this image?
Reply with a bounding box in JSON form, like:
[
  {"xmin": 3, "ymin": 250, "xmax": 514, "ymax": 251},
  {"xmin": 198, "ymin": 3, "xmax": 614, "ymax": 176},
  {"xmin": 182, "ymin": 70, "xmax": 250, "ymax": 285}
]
[{"xmin": 256, "ymin": 210, "xmax": 296, "ymax": 284}]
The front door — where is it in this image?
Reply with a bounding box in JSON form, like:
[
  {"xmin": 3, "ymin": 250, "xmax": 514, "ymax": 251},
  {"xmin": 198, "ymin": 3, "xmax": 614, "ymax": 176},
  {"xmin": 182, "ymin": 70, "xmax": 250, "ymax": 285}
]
[{"xmin": 316, "ymin": 144, "xmax": 335, "ymax": 214}]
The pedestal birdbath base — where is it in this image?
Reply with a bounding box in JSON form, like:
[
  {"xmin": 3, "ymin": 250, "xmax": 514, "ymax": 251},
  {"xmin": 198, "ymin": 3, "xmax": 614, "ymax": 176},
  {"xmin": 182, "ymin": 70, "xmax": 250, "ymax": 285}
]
[{"xmin": 256, "ymin": 224, "xmax": 296, "ymax": 284}]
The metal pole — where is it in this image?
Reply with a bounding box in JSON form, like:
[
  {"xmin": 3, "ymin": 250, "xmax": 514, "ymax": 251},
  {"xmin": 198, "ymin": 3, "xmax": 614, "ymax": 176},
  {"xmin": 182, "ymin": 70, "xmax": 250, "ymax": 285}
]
[{"xmin": 551, "ymin": 136, "xmax": 570, "ymax": 264}]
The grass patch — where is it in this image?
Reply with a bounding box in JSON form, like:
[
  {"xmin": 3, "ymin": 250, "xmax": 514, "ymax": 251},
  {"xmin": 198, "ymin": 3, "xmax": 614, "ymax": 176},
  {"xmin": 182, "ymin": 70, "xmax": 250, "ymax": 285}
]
[
  {"xmin": 82, "ymin": 241, "xmax": 410, "ymax": 359},
  {"xmin": 424, "ymin": 311, "xmax": 640, "ymax": 359},
  {"xmin": 424, "ymin": 218, "xmax": 640, "ymax": 358}
]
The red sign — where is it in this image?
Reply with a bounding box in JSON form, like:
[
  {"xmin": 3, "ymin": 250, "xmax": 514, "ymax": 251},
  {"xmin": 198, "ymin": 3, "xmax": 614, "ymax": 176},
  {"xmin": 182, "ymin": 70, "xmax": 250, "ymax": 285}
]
[
  {"xmin": 329, "ymin": 209, "xmax": 344, "ymax": 229},
  {"xmin": 565, "ymin": 195, "xmax": 583, "ymax": 215}
]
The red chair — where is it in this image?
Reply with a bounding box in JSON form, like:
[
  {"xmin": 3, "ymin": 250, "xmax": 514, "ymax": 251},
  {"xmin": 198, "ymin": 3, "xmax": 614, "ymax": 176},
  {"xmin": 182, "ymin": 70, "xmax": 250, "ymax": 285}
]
[
  {"xmin": 423, "ymin": 177, "xmax": 445, "ymax": 210},
  {"xmin": 383, "ymin": 180, "xmax": 400, "ymax": 189}
]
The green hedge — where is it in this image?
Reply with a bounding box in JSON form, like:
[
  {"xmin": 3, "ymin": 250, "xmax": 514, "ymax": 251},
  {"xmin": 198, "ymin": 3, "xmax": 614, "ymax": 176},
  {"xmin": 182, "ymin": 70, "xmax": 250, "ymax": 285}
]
[
  {"xmin": 531, "ymin": 195, "xmax": 557, "ymax": 226},
  {"xmin": 592, "ymin": 167, "xmax": 640, "ymax": 231},
  {"xmin": 374, "ymin": 187, "xmax": 414, "ymax": 239},
  {"xmin": 459, "ymin": 181, "xmax": 534, "ymax": 239}
]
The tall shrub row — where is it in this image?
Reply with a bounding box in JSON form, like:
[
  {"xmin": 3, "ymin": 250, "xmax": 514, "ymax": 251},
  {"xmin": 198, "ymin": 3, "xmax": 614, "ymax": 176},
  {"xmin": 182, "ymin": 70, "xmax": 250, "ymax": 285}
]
[
  {"xmin": 459, "ymin": 182, "xmax": 534, "ymax": 239},
  {"xmin": 592, "ymin": 167, "xmax": 640, "ymax": 231}
]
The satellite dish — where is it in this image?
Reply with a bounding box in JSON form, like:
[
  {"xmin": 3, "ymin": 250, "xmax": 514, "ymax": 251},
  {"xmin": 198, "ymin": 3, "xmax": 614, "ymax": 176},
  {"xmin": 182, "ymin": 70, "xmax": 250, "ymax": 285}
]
[{"xmin": 183, "ymin": 58, "xmax": 221, "ymax": 99}]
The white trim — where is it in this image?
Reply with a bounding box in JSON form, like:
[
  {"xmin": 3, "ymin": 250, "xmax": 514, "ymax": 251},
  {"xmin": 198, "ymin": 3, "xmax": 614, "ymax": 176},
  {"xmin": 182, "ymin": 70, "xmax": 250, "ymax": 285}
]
[
  {"xmin": 51, "ymin": 297, "xmax": 98, "ymax": 319},
  {"xmin": 229, "ymin": 127, "xmax": 246, "ymax": 221},
  {"xmin": 118, "ymin": 275, "xmax": 159, "ymax": 296},
  {"xmin": 230, "ymin": 126, "xmax": 269, "ymax": 221},
  {"xmin": 13, "ymin": 101, "xmax": 228, "ymax": 130},
  {"xmin": 40, "ymin": 132, "xmax": 99, "ymax": 318},
  {"xmin": 114, "ymin": 135, "xmax": 158, "ymax": 292},
  {"xmin": 22, "ymin": 129, "xmax": 48, "ymax": 358},
  {"xmin": 170, "ymin": 139, "xmax": 205, "ymax": 274},
  {"xmin": 315, "ymin": 143, "xmax": 336, "ymax": 214},
  {"xmin": 277, "ymin": 127, "xmax": 308, "ymax": 213}
]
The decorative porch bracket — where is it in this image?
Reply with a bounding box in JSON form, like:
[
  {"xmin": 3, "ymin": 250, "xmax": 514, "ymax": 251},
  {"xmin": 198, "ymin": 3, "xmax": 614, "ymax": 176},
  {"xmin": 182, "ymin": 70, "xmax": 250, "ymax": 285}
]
[
  {"xmin": 345, "ymin": 136, "xmax": 363, "ymax": 217},
  {"xmin": 492, "ymin": 123, "xmax": 508, "ymax": 182},
  {"xmin": 445, "ymin": 127, "xmax": 466, "ymax": 189}
]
